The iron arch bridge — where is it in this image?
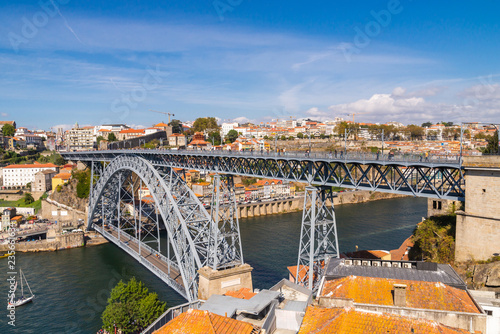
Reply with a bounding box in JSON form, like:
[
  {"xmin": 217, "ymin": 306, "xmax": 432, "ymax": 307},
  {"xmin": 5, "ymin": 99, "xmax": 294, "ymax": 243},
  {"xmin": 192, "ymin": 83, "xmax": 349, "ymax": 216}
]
[
  {"xmin": 86, "ymin": 155, "xmax": 243, "ymax": 301},
  {"xmin": 62, "ymin": 149, "xmax": 465, "ymax": 295},
  {"xmin": 63, "ymin": 149, "xmax": 465, "ymax": 201}
]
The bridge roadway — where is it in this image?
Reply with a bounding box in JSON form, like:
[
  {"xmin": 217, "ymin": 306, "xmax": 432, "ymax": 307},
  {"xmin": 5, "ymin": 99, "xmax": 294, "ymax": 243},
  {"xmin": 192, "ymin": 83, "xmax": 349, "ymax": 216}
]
[
  {"xmin": 62, "ymin": 149, "xmax": 465, "ymax": 200},
  {"xmin": 98, "ymin": 224, "xmax": 186, "ymax": 296}
]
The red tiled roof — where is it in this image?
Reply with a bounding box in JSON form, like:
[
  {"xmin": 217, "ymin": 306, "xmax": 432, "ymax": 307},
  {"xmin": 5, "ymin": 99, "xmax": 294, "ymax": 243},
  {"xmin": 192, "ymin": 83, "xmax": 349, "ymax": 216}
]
[
  {"xmin": 154, "ymin": 122, "xmax": 169, "ymax": 127},
  {"xmin": 154, "ymin": 309, "xmax": 258, "ymax": 334},
  {"xmin": 54, "ymin": 173, "xmax": 71, "ymax": 180},
  {"xmin": 320, "ymin": 276, "xmax": 480, "ymax": 313},
  {"xmin": 119, "ymin": 129, "xmax": 145, "ymax": 134},
  {"xmin": 390, "ymin": 236, "xmax": 414, "ymax": 261},
  {"xmin": 298, "ymin": 306, "xmax": 472, "ymax": 334},
  {"xmin": 5, "ymin": 163, "xmax": 58, "ymax": 169},
  {"xmin": 224, "ymin": 288, "xmax": 256, "ymax": 300}
]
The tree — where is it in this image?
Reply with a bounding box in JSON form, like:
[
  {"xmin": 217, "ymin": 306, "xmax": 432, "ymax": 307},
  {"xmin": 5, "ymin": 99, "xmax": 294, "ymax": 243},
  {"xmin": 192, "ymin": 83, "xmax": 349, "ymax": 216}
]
[
  {"xmin": 482, "ymin": 130, "xmax": 499, "ymax": 154},
  {"xmin": 319, "ymin": 133, "xmax": 326, "ymax": 139},
  {"xmin": 226, "ymin": 129, "xmax": 239, "ymax": 143},
  {"xmin": 101, "ymin": 277, "xmax": 166, "ymax": 334},
  {"xmin": 406, "ymin": 124, "xmax": 425, "ymax": 140},
  {"xmin": 296, "ymin": 132, "xmax": 304, "ymax": 139},
  {"xmin": 73, "ymin": 169, "xmax": 91, "ymax": 199},
  {"xmin": 96, "ymin": 136, "xmax": 105, "ymax": 146},
  {"xmin": 108, "ymin": 133, "xmax": 117, "ymax": 142},
  {"xmin": 442, "ymin": 121, "xmax": 454, "ymax": 127},
  {"xmin": 2, "ymin": 124, "xmax": 15, "ymax": 137},
  {"xmin": 421, "ymin": 122, "xmax": 433, "ymax": 128},
  {"xmin": 191, "ymin": 117, "xmax": 219, "ymax": 133},
  {"xmin": 168, "ymin": 119, "xmax": 183, "ymax": 134},
  {"xmin": 207, "ymin": 131, "xmax": 221, "ymax": 146},
  {"xmin": 280, "ymin": 135, "xmax": 287, "ymax": 141},
  {"xmin": 23, "ymin": 192, "xmax": 34, "ymax": 204}
]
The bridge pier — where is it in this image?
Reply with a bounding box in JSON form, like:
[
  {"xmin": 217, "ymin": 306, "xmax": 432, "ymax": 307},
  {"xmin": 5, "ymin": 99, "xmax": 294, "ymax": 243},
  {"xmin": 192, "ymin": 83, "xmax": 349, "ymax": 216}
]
[
  {"xmin": 296, "ymin": 186, "xmax": 339, "ymax": 291},
  {"xmin": 455, "ymin": 156, "xmax": 500, "ymax": 262}
]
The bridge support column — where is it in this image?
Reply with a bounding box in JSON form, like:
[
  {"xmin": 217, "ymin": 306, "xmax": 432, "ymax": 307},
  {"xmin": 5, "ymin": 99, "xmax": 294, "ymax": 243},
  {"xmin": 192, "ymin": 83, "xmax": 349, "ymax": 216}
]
[
  {"xmin": 296, "ymin": 186, "xmax": 339, "ymax": 291},
  {"xmin": 455, "ymin": 157, "xmax": 500, "ymax": 262},
  {"xmin": 198, "ymin": 263, "xmax": 253, "ymax": 300}
]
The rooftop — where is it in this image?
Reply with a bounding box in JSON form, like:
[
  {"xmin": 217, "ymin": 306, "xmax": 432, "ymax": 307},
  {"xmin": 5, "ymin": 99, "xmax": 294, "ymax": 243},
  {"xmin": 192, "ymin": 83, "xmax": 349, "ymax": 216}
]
[
  {"xmin": 5, "ymin": 162, "xmax": 58, "ymax": 169},
  {"xmin": 154, "ymin": 308, "xmax": 259, "ymax": 334},
  {"xmin": 320, "ymin": 275, "xmax": 480, "ymax": 313},
  {"xmin": 325, "ymin": 258, "xmax": 466, "ymax": 290},
  {"xmin": 298, "ymin": 306, "xmax": 472, "ymax": 334}
]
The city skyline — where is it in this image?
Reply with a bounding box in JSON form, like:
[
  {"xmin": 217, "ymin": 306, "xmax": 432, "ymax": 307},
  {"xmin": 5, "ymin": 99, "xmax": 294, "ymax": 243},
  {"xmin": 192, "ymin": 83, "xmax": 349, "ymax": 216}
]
[{"xmin": 1, "ymin": 1, "xmax": 500, "ymax": 130}]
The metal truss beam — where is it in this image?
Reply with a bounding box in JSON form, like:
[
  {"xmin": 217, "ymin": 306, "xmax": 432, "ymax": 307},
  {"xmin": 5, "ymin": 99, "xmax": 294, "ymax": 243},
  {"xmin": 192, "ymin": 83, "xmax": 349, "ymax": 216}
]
[
  {"xmin": 63, "ymin": 150, "xmax": 465, "ymax": 200},
  {"xmin": 87, "ymin": 155, "xmax": 236, "ymax": 302},
  {"xmin": 296, "ymin": 186, "xmax": 339, "ymax": 291}
]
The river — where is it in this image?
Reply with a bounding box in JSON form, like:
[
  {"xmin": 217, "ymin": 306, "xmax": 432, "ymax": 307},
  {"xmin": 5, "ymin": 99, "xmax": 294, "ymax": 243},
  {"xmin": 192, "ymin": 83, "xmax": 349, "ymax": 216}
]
[{"xmin": 0, "ymin": 197, "xmax": 426, "ymax": 333}]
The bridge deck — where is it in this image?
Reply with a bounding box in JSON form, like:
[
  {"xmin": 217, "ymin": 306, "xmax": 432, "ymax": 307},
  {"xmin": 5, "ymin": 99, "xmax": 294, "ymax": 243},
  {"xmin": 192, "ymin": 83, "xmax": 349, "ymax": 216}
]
[{"xmin": 97, "ymin": 225, "xmax": 187, "ymax": 298}]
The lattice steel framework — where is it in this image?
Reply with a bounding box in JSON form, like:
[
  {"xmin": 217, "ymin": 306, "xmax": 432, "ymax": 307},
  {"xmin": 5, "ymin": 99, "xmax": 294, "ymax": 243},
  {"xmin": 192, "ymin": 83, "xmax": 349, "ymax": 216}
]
[
  {"xmin": 86, "ymin": 155, "xmax": 243, "ymax": 301},
  {"xmin": 296, "ymin": 186, "xmax": 339, "ymax": 291},
  {"xmin": 62, "ymin": 150, "xmax": 465, "ymax": 201},
  {"xmin": 209, "ymin": 174, "xmax": 244, "ymax": 270}
]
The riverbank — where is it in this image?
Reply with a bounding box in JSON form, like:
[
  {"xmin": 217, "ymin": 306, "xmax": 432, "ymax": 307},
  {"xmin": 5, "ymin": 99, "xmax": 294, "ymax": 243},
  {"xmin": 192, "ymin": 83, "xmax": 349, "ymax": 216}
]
[
  {"xmin": 236, "ymin": 190, "xmax": 408, "ymax": 218},
  {"xmin": 0, "ymin": 231, "xmax": 108, "ymax": 253}
]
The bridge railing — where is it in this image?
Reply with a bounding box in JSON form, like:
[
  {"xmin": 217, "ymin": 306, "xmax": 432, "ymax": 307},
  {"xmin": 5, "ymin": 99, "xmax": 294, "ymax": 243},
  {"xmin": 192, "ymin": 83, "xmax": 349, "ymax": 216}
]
[{"xmin": 116, "ymin": 148, "xmax": 462, "ymax": 165}]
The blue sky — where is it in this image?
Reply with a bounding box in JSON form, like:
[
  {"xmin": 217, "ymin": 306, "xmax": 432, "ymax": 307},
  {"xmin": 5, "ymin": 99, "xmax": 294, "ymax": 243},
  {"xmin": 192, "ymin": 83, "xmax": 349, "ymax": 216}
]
[{"xmin": 1, "ymin": 0, "xmax": 500, "ymax": 130}]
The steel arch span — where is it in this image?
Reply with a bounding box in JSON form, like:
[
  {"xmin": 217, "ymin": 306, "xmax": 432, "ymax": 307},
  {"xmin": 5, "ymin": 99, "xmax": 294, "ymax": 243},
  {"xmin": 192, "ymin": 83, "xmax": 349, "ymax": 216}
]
[{"xmin": 87, "ymin": 155, "xmax": 243, "ymax": 301}]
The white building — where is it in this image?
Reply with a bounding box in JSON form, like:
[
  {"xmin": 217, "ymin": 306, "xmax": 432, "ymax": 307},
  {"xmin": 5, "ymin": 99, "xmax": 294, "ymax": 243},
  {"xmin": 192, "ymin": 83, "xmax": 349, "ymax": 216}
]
[
  {"xmin": 3, "ymin": 162, "xmax": 59, "ymax": 187},
  {"xmin": 221, "ymin": 122, "xmax": 239, "ymax": 137},
  {"xmin": 68, "ymin": 124, "xmax": 96, "ymax": 151}
]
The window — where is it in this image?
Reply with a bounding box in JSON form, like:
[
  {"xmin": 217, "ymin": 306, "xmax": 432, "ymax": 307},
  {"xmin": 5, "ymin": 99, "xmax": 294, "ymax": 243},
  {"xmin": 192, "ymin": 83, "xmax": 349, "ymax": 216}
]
[
  {"xmin": 486, "ymin": 310, "xmax": 493, "ymax": 316},
  {"xmin": 438, "ymin": 201, "xmax": 442, "ymax": 210},
  {"xmin": 433, "ymin": 201, "xmax": 437, "ymax": 209}
]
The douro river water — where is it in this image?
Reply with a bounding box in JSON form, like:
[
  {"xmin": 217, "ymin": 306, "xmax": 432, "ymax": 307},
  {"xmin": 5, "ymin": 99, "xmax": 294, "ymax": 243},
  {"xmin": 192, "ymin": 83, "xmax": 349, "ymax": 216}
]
[{"xmin": 1, "ymin": 197, "xmax": 426, "ymax": 333}]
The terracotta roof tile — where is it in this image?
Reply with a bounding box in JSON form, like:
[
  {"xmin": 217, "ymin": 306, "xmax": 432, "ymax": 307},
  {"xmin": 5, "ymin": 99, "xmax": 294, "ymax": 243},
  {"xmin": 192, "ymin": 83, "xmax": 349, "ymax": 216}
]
[
  {"xmin": 5, "ymin": 163, "xmax": 58, "ymax": 169},
  {"xmin": 298, "ymin": 306, "xmax": 472, "ymax": 334},
  {"xmin": 224, "ymin": 288, "xmax": 256, "ymax": 300},
  {"xmin": 320, "ymin": 276, "xmax": 480, "ymax": 313},
  {"xmin": 154, "ymin": 309, "xmax": 259, "ymax": 334}
]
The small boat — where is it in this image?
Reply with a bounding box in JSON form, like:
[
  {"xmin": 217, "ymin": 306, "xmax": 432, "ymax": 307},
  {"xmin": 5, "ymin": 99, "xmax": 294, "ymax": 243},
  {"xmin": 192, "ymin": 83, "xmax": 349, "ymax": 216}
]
[
  {"xmin": 8, "ymin": 269, "xmax": 35, "ymax": 307},
  {"xmin": 0, "ymin": 254, "xmax": 8, "ymax": 259}
]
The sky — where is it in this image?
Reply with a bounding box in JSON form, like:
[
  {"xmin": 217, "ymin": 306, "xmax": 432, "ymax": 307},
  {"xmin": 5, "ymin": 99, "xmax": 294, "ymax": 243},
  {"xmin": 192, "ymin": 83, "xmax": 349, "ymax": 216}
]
[{"xmin": 0, "ymin": 0, "xmax": 500, "ymax": 130}]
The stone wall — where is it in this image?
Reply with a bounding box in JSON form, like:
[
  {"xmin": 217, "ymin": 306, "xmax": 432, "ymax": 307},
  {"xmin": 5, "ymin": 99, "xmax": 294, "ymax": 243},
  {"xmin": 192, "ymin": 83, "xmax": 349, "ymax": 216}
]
[
  {"xmin": 0, "ymin": 231, "xmax": 85, "ymax": 252},
  {"xmin": 456, "ymin": 156, "xmax": 500, "ymax": 262},
  {"xmin": 40, "ymin": 199, "xmax": 86, "ymax": 223},
  {"xmin": 235, "ymin": 190, "xmax": 408, "ymax": 219}
]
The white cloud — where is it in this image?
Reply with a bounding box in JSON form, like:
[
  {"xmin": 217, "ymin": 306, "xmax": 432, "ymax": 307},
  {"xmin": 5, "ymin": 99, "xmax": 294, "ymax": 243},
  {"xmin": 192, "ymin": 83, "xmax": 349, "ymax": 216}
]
[
  {"xmin": 52, "ymin": 124, "xmax": 74, "ymax": 131},
  {"xmin": 1, "ymin": 112, "xmax": 8, "ymax": 117},
  {"xmin": 233, "ymin": 116, "xmax": 254, "ymax": 124}
]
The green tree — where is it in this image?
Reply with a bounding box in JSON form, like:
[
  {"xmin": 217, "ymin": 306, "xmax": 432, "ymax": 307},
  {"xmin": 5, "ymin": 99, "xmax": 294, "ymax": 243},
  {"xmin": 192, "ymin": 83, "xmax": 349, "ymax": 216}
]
[
  {"xmin": 101, "ymin": 277, "xmax": 166, "ymax": 334},
  {"xmin": 73, "ymin": 169, "xmax": 91, "ymax": 198},
  {"xmin": 226, "ymin": 129, "xmax": 239, "ymax": 143},
  {"xmin": 319, "ymin": 133, "xmax": 326, "ymax": 139},
  {"xmin": 108, "ymin": 133, "xmax": 117, "ymax": 142},
  {"xmin": 406, "ymin": 124, "xmax": 425, "ymax": 140},
  {"xmin": 2, "ymin": 124, "xmax": 15, "ymax": 137},
  {"xmin": 23, "ymin": 192, "xmax": 34, "ymax": 204},
  {"xmin": 191, "ymin": 117, "xmax": 219, "ymax": 133},
  {"xmin": 207, "ymin": 131, "xmax": 221, "ymax": 146},
  {"xmin": 280, "ymin": 135, "xmax": 287, "ymax": 141},
  {"xmin": 96, "ymin": 135, "xmax": 105, "ymax": 146},
  {"xmin": 482, "ymin": 130, "xmax": 499, "ymax": 154},
  {"xmin": 168, "ymin": 119, "xmax": 183, "ymax": 134},
  {"xmin": 421, "ymin": 122, "xmax": 433, "ymax": 128},
  {"xmin": 296, "ymin": 132, "xmax": 304, "ymax": 139}
]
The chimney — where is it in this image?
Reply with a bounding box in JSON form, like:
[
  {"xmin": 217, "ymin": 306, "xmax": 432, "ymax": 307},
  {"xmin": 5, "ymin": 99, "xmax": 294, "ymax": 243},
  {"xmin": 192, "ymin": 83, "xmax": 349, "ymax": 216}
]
[{"xmin": 393, "ymin": 284, "xmax": 407, "ymax": 307}]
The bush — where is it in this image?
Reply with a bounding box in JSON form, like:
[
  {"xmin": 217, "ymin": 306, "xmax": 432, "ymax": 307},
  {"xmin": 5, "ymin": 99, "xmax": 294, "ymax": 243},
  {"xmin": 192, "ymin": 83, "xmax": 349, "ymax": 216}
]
[
  {"xmin": 409, "ymin": 215, "xmax": 456, "ymax": 263},
  {"xmin": 101, "ymin": 277, "xmax": 166, "ymax": 334}
]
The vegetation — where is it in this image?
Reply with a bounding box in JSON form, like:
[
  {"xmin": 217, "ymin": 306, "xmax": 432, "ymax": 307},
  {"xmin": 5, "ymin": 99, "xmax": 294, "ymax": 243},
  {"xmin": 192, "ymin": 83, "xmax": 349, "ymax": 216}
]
[
  {"xmin": 23, "ymin": 192, "xmax": 34, "ymax": 204},
  {"xmin": 168, "ymin": 119, "xmax": 183, "ymax": 134},
  {"xmin": 241, "ymin": 177, "xmax": 258, "ymax": 186},
  {"xmin": 108, "ymin": 133, "xmax": 117, "ymax": 142},
  {"xmin": 207, "ymin": 131, "xmax": 221, "ymax": 146},
  {"xmin": 225, "ymin": 129, "xmax": 239, "ymax": 143},
  {"xmin": 37, "ymin": 152, "xmax": 66, "ymax": 165},
  {"xmin": 405, "ymin": 124, "xmax": 425, "ymax": 140},
  {"xmin": 0, "ymin": 192, "xmax": 47, "ymax": 212},
  {"xmin": 190, "ymin": 117, "xmax": 219, "ymax": 134},
  {"xmin": 73, "ymin": 169, "xmax": 91, "ymax": 199},
  {"xmin": 96, "ymin": 135, "xmax": 105, "ymax": 146},
  {"xmin": 101, "ymin": 277, "xmax": 166, "ymax": 334},
  {"xmin": 421, "ymin": 122, "xmax": 433, "ymax": 128},
  {"xmin": 409, "ymin": 215, "xmax": 456, "ymax": 264},
  {"xmin": 2, "ymin": 124, "xmax": 16, "ymax": 137},
  {"xmin": 481, "ymin": 130, "xmax": 499, "ymax": 154}
]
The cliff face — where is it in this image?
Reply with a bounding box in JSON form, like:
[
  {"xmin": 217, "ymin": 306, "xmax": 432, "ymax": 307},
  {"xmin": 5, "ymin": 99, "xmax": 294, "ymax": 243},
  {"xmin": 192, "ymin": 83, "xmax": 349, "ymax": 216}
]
[{"xmin": 50, "ymin": 179, "xmax": 88, "ymax": 212}]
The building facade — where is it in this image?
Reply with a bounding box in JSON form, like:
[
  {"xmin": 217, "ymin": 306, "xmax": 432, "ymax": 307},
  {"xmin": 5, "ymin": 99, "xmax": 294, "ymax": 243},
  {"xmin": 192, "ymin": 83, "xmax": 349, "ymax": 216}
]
[
  {"xmin": 3, "ymin": 163, "xmax": 58, "ymax": 187},
  {"xmin": 32, "ymin": 169, "xmax": 57, "ymax": 192},
  {"xmin": 68, "ymin": 125, "xmax": 95, "ymax": 151}
]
